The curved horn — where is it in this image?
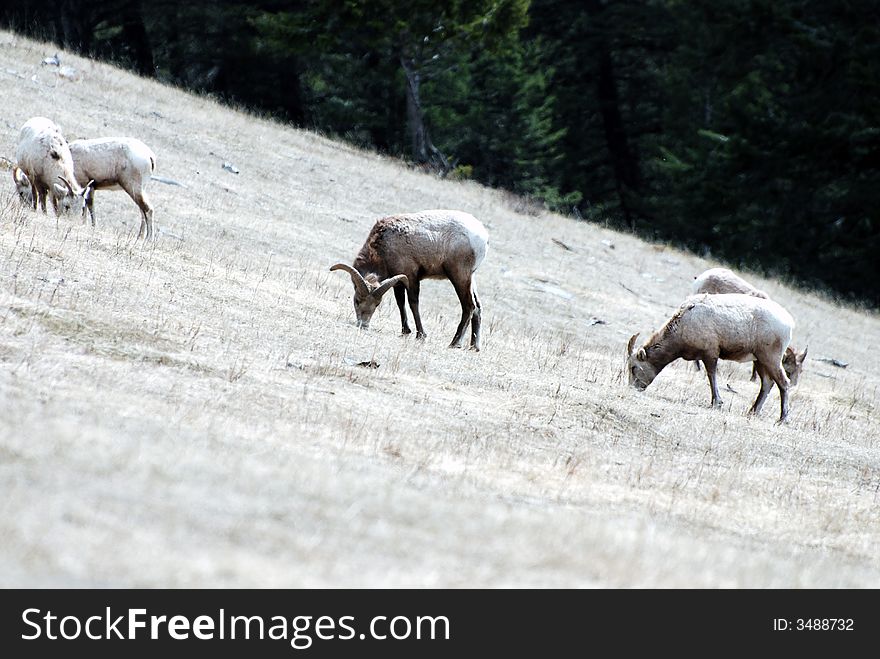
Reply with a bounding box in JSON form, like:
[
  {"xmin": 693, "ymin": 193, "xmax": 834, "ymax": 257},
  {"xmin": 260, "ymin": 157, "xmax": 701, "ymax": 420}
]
[
  {"xmin": 57, "ymin": 176, "xmax": 75, "ymax": 195},
  {"xmin": 626, "ymin": 333, "xmax": 640, "ymax": 357},
  {"xmin": 330, "ymin": 263, "xmax": 369, "ymax": 297},
  {"xmin": 372, "ymin": 274, "xmax": 408, "ymax": 299}
]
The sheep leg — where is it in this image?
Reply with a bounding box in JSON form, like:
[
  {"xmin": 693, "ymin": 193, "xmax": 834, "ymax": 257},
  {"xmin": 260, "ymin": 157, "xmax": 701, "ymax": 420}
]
[
  {"xmin": 125, "ymin": 185, "xmax": 153, "ymax": 239},
  {"xmin": 470, "ymin": 289, "xmax": 482, "ymax": 351},
  {"xmin": 751, "ymin": 360, "xmax": 790, "ymax": 422},
  {"xmin": 749, "ymin": 363, "xmax": 773, "ymax": 416},
  {"xmin": 137, "ymin": 209, "xmax": 148, "ymax": 239},
  {"xmin": 394, "ymin": 283, "xmax": 411, "ymax": 335},
  {"xmin": 38, "ymin": 187, "xmax": 48, "ymax": 214},
  {"xmin": 85, "ymin": 193, "xmax": 96, "ymax": 227},
  {"xmin": 29, "ymin": 181, "xmax": 38, "ymax": 211},
  {"xmin": 449, "ymin": 278, "xmax": 476, "ymax": 349},
  {"xmin": 750, "ymin": 362, "xmax": 758, "ymax": 382},
  {"xmin": 407, "ymin": 280, "xmax": 426, "ymax": 340},
  {"xmin": 767, "ymin": 361, "xmax": 791, "ymax": 423},
  {"xmin": 703, "ymin": 358, "xmax": 723, "ymax": 407}
]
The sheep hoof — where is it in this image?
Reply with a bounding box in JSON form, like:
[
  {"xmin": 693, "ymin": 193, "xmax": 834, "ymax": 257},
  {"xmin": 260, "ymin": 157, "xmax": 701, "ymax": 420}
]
[
  {"xmin": 401, "ymin": 327, "xmax": 412, "ymax": 335},
  {"xmin": 711, "ymin": 399, "xmax": 724, "ymax": 408},
  {"xmin": 416, "ymin": 332, "xmax": 427, "ymax": 341}
]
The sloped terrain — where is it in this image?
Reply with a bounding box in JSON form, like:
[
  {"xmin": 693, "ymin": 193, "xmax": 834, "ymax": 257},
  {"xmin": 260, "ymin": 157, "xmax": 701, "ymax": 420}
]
[{"xmin": 1, "ymin": 32, "xmax": 878, "ymax": 587}]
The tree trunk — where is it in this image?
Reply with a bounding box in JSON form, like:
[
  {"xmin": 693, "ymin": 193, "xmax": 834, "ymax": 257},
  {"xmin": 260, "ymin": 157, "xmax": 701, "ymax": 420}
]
[
  {"xmin": 401, "ymin": 56, "xmax": 450, "ymax": 174},
  {"xmin": 596, "ymin": 45, "xmax": 640, "ymax": 229},
  {"xmin": 58, "ymin": 0, "xmax": 92, "ymax": 53},
  {"xmin": 121, "ymin": 1, "xmax": 155, "ymax": 77}
]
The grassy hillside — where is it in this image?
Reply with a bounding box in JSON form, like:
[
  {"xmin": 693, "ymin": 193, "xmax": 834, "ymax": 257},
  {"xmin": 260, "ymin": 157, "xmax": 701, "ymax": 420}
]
[{"xmin": 1, "ymin": 31, "xmax": 878, "ymax": 587}]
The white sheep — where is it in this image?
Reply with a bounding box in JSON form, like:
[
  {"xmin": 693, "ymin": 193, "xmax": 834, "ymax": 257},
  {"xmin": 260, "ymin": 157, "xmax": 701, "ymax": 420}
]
[
  {"xmin": 68, "ymin": 137, "xmax": 157, "ymax": 239},
  {"xmin": 692, "ymin": 267, "xmax": 807, "ymax": 382},
  {"xmin": 15, "ymin": 117, "xmax": 93, "ymax": 217},
  {"xmin": 626, "ymin": 293, "xmax": 795, "ymax": 422},
  {"xmin": 692, "ymin": 267, "xmax": 769, "ymax": 298},
  {"xmin": 331, "ymin": 210, "xmax": 489, "ymax": 350}
]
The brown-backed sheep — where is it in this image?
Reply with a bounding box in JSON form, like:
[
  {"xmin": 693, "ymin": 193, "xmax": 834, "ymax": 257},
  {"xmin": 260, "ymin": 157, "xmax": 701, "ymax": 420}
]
[
  {"xmin": 331, "ymin": 210, "xmax": 489, "ymax": 350},
  {"xmin": 626, "ymin": 293, "xmax": 795, "ymax": 422},
  {"xmin": 692, "ymin": 267, "xmax": 807, "ymax": 383}
]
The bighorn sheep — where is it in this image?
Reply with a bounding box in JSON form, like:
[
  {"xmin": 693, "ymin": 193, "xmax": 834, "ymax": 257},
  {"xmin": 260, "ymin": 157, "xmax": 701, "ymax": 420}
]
[
  {"xmin": 15, "ymin": 117, "xmax": 93, "ymax": 217},
  {"xmin": 330, "ymin": 210, "xmax": 489, "ymax": 350},
  {"xmin": 692, "ymin": 267, "xmax": 807, "ymax": 382},
  {"xmin": 68, "ymin": 137, "xmax": 157, "ymax": 239},
  {"xmin": 692, "ymin": 267, "xmax": 769, "ymax": 299},
  {"xmin": 626, "ymin": 293, "xmax": 795, "ymax": 422}
]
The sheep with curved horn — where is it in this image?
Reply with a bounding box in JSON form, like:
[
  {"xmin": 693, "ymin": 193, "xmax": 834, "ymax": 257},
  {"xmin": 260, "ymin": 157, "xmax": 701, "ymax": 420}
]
[
  {"xmin": 691, "ymin": 267, "xmax": 808, "ymax": 384},
  {"xmin": 14, "ymin": 117, "xmax": 93, "ymax": 218},
  {"xmin": 331, "ymin": 210, "xmax": 489, "ymax": 350},
  {"xmin": 626, "ymin": 293, "xmax": 796, "ymax": 422}
]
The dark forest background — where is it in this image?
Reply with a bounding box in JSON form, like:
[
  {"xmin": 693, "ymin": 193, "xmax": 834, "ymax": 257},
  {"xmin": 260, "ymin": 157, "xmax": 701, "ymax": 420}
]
[{"xmin": 3, "ymin": 1, "xmax": 878, "ymax": 305}]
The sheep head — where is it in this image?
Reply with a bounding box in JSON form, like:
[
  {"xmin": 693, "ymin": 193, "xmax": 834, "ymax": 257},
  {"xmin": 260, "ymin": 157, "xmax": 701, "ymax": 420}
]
[
  {"xmin": 626, "ymin": 333, "xmax": 659, "ymax": 390},
  {"xmin": 12, "ymin": 166, "xmax": 33, "ymax": 206},
  {"xmin": 783, "ymin": 346, "xmax": 808, "ymax": 386},
  {"xmin": 52, "ymin": 176, "xmax": 94, "ymax": 216},
  {"xmin": 330, "ymin": 263, "xmax": 408, "ymax": 329}
]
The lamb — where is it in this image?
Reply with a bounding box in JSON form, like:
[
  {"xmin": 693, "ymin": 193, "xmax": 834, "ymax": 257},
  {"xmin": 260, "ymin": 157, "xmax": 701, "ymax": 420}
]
[
  {"xmin": 68, "ymin": 137, "xmax": 157, "ymax": 239},
  {"xmin": 330, "ymin": 210, "xmax": 489, "ymax": 350},
  {"xmin": 626, "ymin": 293, "xmax": 795, "ymax": 422},
  {"xmin": 14, "ymin": 117, "xmax": 93, "ymax": 217},
  {"xmin": 692, "ymin": 267, "xmax": 807, "ymax": 383}
]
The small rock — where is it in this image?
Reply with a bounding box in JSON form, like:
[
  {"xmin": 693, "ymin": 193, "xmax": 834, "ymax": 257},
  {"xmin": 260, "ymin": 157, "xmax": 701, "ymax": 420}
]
[
  {"xmin": 57, "ymin": 65, "xmax": 82, "ymax": 82},
  {"xmin": 222, "ymin": 162, "xmax": 240, "ymax": 174}
]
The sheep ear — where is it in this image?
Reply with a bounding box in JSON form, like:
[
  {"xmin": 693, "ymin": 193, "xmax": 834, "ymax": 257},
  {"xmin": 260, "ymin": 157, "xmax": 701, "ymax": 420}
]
[
  {"xmin": 53, "ymin": 182, "xmax": 68, "ymax": 197},
  {"xmin": 82, "ymin": 179, "xmax": 95, "ymax": 201},
  {"xmin": 626, "ymin": 333, "xmax": 640, "ymax": 357},
  {"xmin": 372, "ymin": 274, "xmax": 408, "ymax": 299},
  {"xmin": 12, "ymin": 166, "xmax": 27, "ymax": 185},
  {"xmin": 636, "ymin": 348, "xmax": 647, "ymax": 361},
  {"xmin": 330, "ymin": 263, "xmax": 370, "ymax": 297},
  {"xmin": 798, "ymin": 347, "xmax": 808, "ymax": 364}
]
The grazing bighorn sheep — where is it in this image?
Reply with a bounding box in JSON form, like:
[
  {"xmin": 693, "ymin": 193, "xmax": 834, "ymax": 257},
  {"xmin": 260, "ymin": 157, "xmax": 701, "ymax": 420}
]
[
  {"xmin": 15, "ymin": 117, "xmax": 93, "ymax": 217},
  {"xmin": 68, "ymin": 137, "xmax": 157, "ymax": 239},
  {"xmin": 692, "ymin": 267, "xmax": 769, "ymax": 299},
  {"xmin": 331, "ymin": 210, "xmax": 489, "ymax": 350},
  {"xmin": 626, "ymin": 293, "xmax": 795, "ymax": 422},
  {"xmin": 692, "ymin": 267, "xmax": 807, "ymax": 382}
]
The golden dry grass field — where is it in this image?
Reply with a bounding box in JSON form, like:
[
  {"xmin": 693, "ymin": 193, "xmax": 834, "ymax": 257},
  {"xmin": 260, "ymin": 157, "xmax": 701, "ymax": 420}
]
[{"xmin": 1, "ymin": 32, "xmax": 879, "ymax": 587}]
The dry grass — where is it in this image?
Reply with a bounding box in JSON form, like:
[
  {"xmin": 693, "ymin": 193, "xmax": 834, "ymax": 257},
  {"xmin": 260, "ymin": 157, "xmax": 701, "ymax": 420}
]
[{"xmin": 1, "ymin": 32, "xmax": 879, "ymax": 587}]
